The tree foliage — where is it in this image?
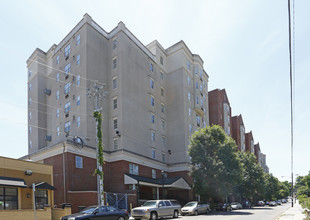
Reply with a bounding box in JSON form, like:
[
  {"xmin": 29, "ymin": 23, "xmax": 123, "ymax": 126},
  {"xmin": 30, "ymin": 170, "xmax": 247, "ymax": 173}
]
[{"xmin": 188, "ymin": 125, "xmax": 241, "ymax": 201}]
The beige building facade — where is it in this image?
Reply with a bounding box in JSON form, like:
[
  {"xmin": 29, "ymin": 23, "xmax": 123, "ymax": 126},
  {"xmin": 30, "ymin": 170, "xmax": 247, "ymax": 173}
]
[{"xmin": 25, "ymin": 14, "xmax": 209, "ymax": 208}]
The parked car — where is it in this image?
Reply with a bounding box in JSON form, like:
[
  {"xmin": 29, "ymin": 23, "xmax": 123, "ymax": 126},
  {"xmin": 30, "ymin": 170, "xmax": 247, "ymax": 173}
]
[
  {"xmin": 265, "ymin": 201, "xmax": 270, "ymax": 205},
  {"xmin": 269, "ymin": 201, "xmax": 277, "ymax": 206},
  {"xmin": 276, "ymin": 200, "xmax": 282, "ymax": 205},
  {"xmin": 61, "ymin": 205, "xmax": 129, "ymax": 220},
  {"xmin": 181, "ymin": 201, "xmax": 211, "ymax": 215},
  {"xmin": 257, "ymin": 201, "xmax": 265, "ymax": 206},
  {"xmin": 222, "ymin": 203, "xmax": 232, "ymax": 211},
  {"xmin": 230, "ymin": 202, "xmax": 243, "ymax": 210},
  {"xmin": 242, "ymin": 201, "xmax": 252, "ymax": 208},
  {"xmin": 131, "ymin": 200, "xmax": 181, "ymax": 220},
  {"xmin": 282, "ymin": 199, "xmax": 287, "ymax": 203}
]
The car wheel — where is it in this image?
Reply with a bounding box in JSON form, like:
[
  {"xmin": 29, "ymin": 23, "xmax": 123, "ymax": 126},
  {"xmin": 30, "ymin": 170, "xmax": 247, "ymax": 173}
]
[
  {"xmin": 194, "ymin": 210, "xmax": 198, "ymax": 216},
  {"xmin": 150, "ymin": 212, "xmax": 157, "ymax": 220},
  {"xmin": 118, "ymin": 217, "xmax": 125, "ymax": 220},
  {"xmin": 173, "ymin": 210, "xmax": 179, "ymax": 218}
]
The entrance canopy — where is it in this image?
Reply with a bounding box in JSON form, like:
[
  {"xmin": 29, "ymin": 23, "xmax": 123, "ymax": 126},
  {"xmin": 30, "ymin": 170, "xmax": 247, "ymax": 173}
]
[
  {"xmin": 0, "ymin": 176, "xmax": 27, "ymax": 188},
  {"xmin": 30, "ymin": 182, "xmax": 56, "ymax": 190},
  {"xmin": 124, "ymin": 174, "xmax": 191, "ymax": 190}
]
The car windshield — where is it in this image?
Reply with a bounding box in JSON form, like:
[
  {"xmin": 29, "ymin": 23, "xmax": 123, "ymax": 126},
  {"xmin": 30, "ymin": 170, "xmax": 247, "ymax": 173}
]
[
  {"xmin": 81, "ymin": 207, "xmax": 97, "ymax": 214},
  {"xmin": 142, "ymin": 201, "xmax": 157, "ymax": 207},
  {"xmin": 231, "ymin": 202, "xmax": 237, "ymax": 205},
  {"xmin": 184, "ymin": 202, "xmax": 197, "ymax": 207}
]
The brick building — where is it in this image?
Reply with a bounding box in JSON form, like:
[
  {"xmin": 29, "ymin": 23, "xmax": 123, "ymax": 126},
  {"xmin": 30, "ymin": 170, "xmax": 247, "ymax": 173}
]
[
  {"xmin": 208, "ymin": 89, "xmax": 232, "ymax": 136},
  {"xmin": 231, "ymin": 115, "xmax": 246, "ymax": 152},
  {"xmin": 245, "ymin": 131, "xmax": 254, "ymax": 154}
]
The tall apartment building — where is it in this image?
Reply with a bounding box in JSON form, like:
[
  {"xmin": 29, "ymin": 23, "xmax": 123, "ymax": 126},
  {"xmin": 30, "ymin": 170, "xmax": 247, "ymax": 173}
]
[
  {"xmin": 231, "ymin": 114, "xmax": 246, "ymax": 152},
  {"xmin": 245, "ymin": 131, "xmax": 254, "ymax": 154},
  {"xmin": 208, "ymin": 89, "xmax": 232, "ymax": 136},
  {"xmin": 24, "ymin": 14, "xmax": 209, "ymax": 211}
]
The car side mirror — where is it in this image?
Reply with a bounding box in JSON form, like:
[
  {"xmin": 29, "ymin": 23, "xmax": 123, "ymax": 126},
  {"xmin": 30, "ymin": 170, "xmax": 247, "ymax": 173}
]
[{"xmin": 93, "ymin": 209, "xmax": 99, "ymax": 215}]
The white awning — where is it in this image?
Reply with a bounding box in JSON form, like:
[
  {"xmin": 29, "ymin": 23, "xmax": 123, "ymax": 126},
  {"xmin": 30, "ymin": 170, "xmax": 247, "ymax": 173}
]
[{"xmin": 0, "ymin": 177, "xmax": 27, "ymax": 188}]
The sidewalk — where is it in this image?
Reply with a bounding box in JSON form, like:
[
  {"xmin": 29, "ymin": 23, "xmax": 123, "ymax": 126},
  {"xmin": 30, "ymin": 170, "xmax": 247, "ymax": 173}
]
[{"xmin": 277, "ymin": 200, "xmax": 308, "ymax": 220}]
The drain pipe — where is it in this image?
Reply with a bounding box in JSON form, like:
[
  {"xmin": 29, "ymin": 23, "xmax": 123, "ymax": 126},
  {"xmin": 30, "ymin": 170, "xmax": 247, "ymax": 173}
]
[{"xmin": 63, "ymin": 143, "xmax": 67, "ymax": 203}]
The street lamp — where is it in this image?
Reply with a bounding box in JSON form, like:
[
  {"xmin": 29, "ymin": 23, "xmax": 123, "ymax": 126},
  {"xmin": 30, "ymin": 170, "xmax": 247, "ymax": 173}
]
[{"xmin": 161, "ymin": 171, "xmax": 165, "ymax": 199}]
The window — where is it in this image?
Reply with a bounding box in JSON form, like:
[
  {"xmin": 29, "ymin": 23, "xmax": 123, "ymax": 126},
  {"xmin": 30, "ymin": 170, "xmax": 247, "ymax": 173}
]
[
  {"xmin": 64, "ymin": 121, "xmax": 71, "ymax": 132},
  {"xmin": 113, "ymin": 97, "xmax": 117, "ymax": 109},
  {"xmin": 151, "ymin": 113, "xmax": 155, "ymax": 124},
  {"xmin": 129, "ymin": 163, "xmax": 139, "ymax": 175},
  {"xmin": 29, "ymin": 112, "xmax": 32, "ymax": 120},
  {"xmin": 113, "ymin": 77, "xmax": 117, "ymax": 89},
  {"xmin": 151, "ymin": 131, "xmax": 155, "ymax": 141},
  {"xmin": 189, "ymin": 124, "xmax": 192, "ymax": 133},
  {"xmin": 161, "ymin": 88, "xmax": 164, "ymax": 97},
  {"xmin": 204, "ymin": 121, "xmax": 207, "ymax": 128},
  {"xmin": 75, "ymin": 156, "xmax": 83, "ymax": 168},
  {"xmin": 161, "ymin": 103, "xmax": 164, "ymax": 113},
  {"xmin": 187, "ymin": 61, "xmax": 190, "ymax": 71},
  {"xmin": 162, "ymin": 153, "xmax": 166, "ymax": 162},
  {"xmin": 29, "ymin": 126, "xmax": 32, "ymax": 134},
  {"xmin": 196, "ymin": 82, "xmax": 199, "ymax": 89},
  {"xmin": 76, "ymin": 54, "xmax": 80, "ymax": 65},
  {"xmin": 150, "ymin": 95, "xmax": 155, "ymax": 106},
  {"xmin": 150, "ymin": 63, "xmax": 153, "ymax": 72},
  {"xmin": 112, "ymin": 57, "xmax": 117, "ymax": 69},
  {"xmin": 161, "ymin": 136, "xmax": 166, "ymax": 144},
  {"xmin": 35, "ymin": 190, "xmax": 48, "ymax": 209},
  {"xmin": 64, "ymin": 44, "xmax": 70, "ymax": 57},
  {"xmin": 187, "ymin": 76, "xmax": 191, "ymax": 85},
  {"xmin": 76, "ymin": 35, "xmax": 80, "ymax": 45},
  {"xmin": 150, "ymin": 78, "xmax": 154, "ymax": 89},
  {"xmin": 196, "ymin": 97, "xmax": 199, "ymax": 105},
  {"xmin": 28, "ymin": 70, "xmax": 32, "ymax": 78},
  {"xmin": 152, "ymin": 169, "xmax": 156, "ymax": 178},
  {"xmin": 77, "ymin": 116, "xmax": 80, "ymax": 127},
  {"xmin": 28, "ymin": 83, "xmax": 32, "ymax": 91},
  {"xmin": 113, "ymin": 117, "xmax": 118, "ymax": 129},
  {"xmin": 65, "ymin": 63, "xmax": 71, "ymax": 76},
  {"xmin": 64, "ymin": 83, "xmax": 70, "ymax": 94},
  {"xmin": 56, "ymin": 73, "xmax": 59, "ymax": 82},
  {"xmin": 194, "ymin": 67, "xmax": 198, "ymax": 74},
  {"xmin": 64, "ymin": 102, "xmax": 70, "ymax": 113},
  {"xmin": 196, "ymin": 115, "xmax": 200, "ymax": 124},
  {"xmin": 160, "ymin": 56, "xmax": 163, "ymax": 65},
  {"xmin": 200, "ymin": 99, "xmax": 203, "ymax": 107},
  {"xmin": 200, "ymin": 69, "xmax": 203, "ymax": 78},
  {"xmin": 56, "ymin": 108, "xmax": 59, "ymax": 118},
  {"xmin": 76, "ymin": 75, "xmax": 80, "ymax": 86},
  {"xmin": 56, "ymin": 90, "xmax": 59, "ymax": 100},
  {"xmin": 0, "ymin": 187, "xmax": 18, "ymax": 210},
  {"xmin": 29, "ymin": 141, "xmax": 32, "ymax": 149},
  {"xmin": 200, "ymin": 84, "xmax": 203, "ymax": 92},
  {"xmin": 76, "ymin": 95, "xmax": 80, "ymax": 106},
  {"xmin": 152, "ymin": 150, "xmax": 155, "ymax": 159},
  {"xmin": 160, "ymin": 71, "xmax": 164, "ymax": 80},
  {"xmin": 113, "ymin": 138, "xmax": 118, "ymax": 150},
  {"xmin": 188, "ymin": 92, "xmax": 191, "ymax": 101},
  {"xmin": 29, "ymin": 97, "xmax": 31, "ymax": 105},
  {"xmin": 188, "ymin": 108, "xmax": 191, "ymax": 116},
  {"xmin": 56, "ymin": 55, "xmax": 59, "ymax": 64},
  {"xmin": 161, "ymin": 119, "xmax": 165, "ymax": 129},
  {"xmin": 57, "ymin": 127, "xmax": 60, "ymax": 136},
  {"xmin": 113, "ymin": 38, "xmax": 117, "ymax": 49}
]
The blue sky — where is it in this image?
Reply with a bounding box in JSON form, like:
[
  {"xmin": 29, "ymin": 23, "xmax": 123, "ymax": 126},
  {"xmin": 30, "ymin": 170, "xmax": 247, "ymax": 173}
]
[{"xmin": 0, "ymin": 0, "xmax": 309, "ymax": 181}]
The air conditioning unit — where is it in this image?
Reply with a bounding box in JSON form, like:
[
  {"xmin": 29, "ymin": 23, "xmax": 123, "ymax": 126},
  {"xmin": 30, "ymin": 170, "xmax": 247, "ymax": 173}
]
[
  {"xmin": 45, "ymin": 136, "xmax": 52, "ymax": 141},
  {"xmin": 65, "ymin": 113, "xmax": 69, "ymax": 118},
  {"xmin": 65, "ymin": 94, "xmax": 69, "ymax": 99},
  {"xmin": 65, "ymin": 56, "xmax": 69, "ymax": 61}
]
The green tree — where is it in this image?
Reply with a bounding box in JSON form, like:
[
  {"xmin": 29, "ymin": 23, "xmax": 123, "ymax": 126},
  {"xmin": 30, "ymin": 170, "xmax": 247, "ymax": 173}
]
[
  {"xmin": 235, "ymin": 151, "xmax": 265, "ymax": 202},
  {"xmin": 188, "ymin": 125, "xmax": 241, "ymax": 202}
]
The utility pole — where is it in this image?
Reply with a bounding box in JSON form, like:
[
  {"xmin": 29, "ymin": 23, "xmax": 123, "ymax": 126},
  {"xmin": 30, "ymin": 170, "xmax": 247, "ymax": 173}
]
[{"xmin": 87, "ymin": 81, "xmax": 106, "ymax": 206}]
